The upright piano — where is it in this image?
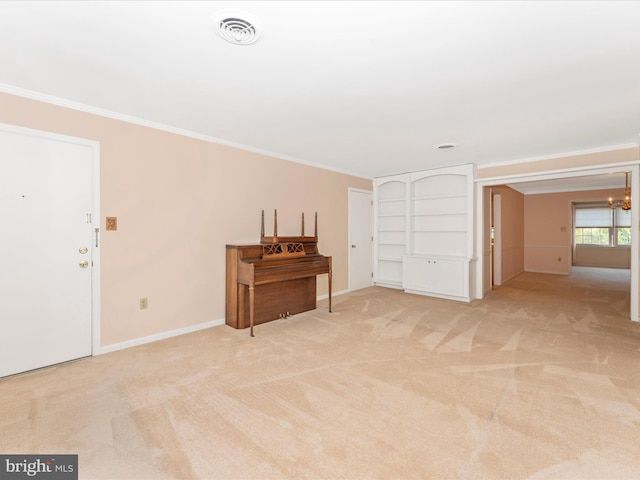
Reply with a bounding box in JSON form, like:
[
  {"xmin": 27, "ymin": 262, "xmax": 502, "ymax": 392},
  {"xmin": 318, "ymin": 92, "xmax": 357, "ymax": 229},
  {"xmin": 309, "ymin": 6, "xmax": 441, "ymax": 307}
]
[{"xmin": 226, "ymin": 211, "xmax": 332, "ymax": 336}]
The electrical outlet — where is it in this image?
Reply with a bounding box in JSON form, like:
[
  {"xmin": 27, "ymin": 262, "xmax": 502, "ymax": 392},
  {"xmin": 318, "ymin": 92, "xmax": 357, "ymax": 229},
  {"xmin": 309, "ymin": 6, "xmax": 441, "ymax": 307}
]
[{"xmin": 140, "ymin": 298, "xmax": 148, "ymax": 310}]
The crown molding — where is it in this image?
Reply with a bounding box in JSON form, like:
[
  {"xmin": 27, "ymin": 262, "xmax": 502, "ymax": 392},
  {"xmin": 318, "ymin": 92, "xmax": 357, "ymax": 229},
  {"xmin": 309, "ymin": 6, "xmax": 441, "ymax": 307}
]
[
  {"xmin": 481, "ymin": 143, "xmax": 639, "ymax": 170},
  {"xmin": 0, "ymin": 83, "xmax": 369, "ymax": 180}
]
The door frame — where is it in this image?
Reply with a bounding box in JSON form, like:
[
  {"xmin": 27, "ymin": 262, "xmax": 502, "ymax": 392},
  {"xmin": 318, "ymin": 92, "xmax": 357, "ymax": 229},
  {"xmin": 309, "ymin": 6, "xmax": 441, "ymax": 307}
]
[
  {"xmin": 1, "ymin": 122, "xmax": 101, "ymax": 353},
  {"xmin": 475, "ymin": 160, "xmax": 640, "ymax": 322},
  {"xmin": 348, "ymin": 187, "xmax": 374, "ymax": 291}
]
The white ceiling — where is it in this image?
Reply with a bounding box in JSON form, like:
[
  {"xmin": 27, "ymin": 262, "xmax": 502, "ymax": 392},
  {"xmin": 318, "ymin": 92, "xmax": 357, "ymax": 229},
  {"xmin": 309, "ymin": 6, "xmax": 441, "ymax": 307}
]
[{"xmin": 1, "ymin": 1, "xmax": 639, "ymax": 180}]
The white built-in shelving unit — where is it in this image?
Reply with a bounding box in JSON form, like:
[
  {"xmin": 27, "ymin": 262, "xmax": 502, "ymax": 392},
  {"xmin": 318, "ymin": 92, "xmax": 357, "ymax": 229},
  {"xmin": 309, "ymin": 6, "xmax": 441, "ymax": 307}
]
[
  {"xmin": 373, "ymin": 174, "xmax": 407, "ymax": 288},
  {"xmin": 374, "ymin": 164, "xmax": 476, "ymax": 301}
]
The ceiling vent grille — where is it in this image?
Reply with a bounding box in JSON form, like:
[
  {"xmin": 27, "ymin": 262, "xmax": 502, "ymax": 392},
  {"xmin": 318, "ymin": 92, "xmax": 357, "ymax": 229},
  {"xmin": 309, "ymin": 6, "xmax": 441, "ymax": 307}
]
[{"xmin": 213, "ymin": 10, "xmax": 262, "ymax": 45}]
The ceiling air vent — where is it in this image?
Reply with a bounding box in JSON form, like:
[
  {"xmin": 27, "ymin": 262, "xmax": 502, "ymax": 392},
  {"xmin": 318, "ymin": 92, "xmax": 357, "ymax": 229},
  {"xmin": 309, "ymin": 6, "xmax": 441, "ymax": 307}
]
[{"xmin": 213, "ymin": 10, "xmax": 263, "ymax": 45}]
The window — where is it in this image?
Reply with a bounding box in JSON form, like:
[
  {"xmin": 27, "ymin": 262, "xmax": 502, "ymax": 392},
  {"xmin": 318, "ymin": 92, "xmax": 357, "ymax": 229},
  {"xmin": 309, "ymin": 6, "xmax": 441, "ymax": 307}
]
[
  {"xmin": 574, "ymin": 203, "xmax": 631, "ymax": 247},
  {"xmin": 615, "ymin": 208, "xmax": 632, "ymax": 245}
]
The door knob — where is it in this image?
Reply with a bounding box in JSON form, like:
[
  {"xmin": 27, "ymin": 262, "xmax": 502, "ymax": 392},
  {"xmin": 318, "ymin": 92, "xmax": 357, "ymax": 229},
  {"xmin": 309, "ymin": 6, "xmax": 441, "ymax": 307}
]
[
  {"xmin": 79, "ymin": 260, "xmax": 89, "ymax": 268},
  {"xmin": 79, "ymin": 247, "xmax": 88, "ymax": 254}
]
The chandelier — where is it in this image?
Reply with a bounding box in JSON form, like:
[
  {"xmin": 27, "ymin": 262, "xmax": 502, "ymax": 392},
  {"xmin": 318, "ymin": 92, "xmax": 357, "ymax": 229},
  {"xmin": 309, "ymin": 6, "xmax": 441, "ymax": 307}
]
[{"xmin": 609, "ymin": 172, "xmax": 631, "ymax": 210}]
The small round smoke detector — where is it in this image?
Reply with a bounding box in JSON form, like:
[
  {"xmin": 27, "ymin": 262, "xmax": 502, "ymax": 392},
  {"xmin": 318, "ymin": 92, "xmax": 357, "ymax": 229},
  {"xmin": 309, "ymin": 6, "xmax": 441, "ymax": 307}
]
[{"xmin": 213, "ymin": 10, "xmax": 263, "ymax": 45}]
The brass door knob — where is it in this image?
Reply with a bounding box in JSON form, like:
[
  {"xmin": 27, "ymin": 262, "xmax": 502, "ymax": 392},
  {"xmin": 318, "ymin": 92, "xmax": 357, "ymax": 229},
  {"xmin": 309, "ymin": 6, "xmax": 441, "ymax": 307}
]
[{"xmin": 79, "ymin": 260, "xmax": 89, "ymax": 268}]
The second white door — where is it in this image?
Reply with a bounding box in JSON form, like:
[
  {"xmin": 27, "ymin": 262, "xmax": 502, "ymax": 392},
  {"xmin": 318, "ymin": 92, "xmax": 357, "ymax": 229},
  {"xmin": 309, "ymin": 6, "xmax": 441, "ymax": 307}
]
[{"xmin": 349, "ymin": 189, "xmax": 373, "ymax": 291}]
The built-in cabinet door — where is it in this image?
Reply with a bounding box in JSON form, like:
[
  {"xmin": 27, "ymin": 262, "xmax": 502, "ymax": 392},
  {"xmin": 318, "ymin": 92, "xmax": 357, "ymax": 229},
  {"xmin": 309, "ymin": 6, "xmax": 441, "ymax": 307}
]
[
  {"xmin": 432, "ymin": 258, "xmax": 465, "ymax": 297},
  {"xmin": 404, "ymin": 256, "xmax": 467, "ymax": 299},
  {"xmin": 403, "ymin": 256, "xmax": 433, "ymax": 292}
]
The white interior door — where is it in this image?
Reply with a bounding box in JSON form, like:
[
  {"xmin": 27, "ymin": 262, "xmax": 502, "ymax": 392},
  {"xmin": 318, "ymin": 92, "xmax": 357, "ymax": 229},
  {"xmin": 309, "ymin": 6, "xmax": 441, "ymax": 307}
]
[
  {"xmin": 0, "ymin": 127, "xmax": 95, "ymax": 377},
  {"xmin": 349, "ymin": 189, "xmax": 373, "ymax": 291}
]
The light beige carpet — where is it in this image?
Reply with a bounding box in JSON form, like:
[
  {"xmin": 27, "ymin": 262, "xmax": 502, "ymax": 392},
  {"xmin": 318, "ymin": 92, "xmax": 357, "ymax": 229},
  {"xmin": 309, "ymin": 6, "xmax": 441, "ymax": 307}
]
[{"xmin": 2, "ymin": 267, "xmax": 640, "ymax": 479}]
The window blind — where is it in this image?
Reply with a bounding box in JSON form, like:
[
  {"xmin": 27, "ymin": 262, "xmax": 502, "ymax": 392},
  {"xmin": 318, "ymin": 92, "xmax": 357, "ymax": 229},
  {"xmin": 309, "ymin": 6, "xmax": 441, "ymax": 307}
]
[
  {"xmin": 575, "ymin": 206, "xmax": 611, "ymax": 228},
  {"xmin": 615, "ymin": 208, "xmax": 631, "ymax": 227}
]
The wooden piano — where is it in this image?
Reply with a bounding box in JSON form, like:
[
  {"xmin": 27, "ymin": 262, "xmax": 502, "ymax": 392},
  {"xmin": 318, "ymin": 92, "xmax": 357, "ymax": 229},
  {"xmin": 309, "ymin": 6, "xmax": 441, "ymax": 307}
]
[{"xmin": 226, "ymin": 210, "xmax": 332, "ymax": 336}]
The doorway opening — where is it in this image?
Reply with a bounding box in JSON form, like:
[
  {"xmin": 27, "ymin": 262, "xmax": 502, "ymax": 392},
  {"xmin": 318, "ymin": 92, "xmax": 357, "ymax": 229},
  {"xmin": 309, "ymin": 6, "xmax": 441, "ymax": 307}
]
[{"xmin": 476, "ymin": 162, "xmax": 639, "ymax": 322}]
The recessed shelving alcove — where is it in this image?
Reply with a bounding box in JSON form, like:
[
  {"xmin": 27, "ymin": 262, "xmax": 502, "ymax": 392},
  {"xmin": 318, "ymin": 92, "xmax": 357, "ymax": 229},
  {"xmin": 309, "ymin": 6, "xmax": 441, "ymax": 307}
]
[{"xmin": 373, "ymin": 164, "xmax": 476, "ymax": 302}]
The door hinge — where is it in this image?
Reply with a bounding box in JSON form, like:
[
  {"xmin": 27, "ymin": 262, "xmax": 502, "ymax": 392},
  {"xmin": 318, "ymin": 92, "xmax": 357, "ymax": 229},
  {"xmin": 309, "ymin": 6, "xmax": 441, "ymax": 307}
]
[{"xmin": 94, "ymin": 228, "xmax": 100, "ymax": 248}]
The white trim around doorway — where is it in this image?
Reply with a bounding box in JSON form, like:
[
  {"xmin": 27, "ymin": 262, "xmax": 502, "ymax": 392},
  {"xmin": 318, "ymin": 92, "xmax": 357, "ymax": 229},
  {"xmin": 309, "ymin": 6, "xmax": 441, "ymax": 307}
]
[{"xmin": 475, "ymin": 160, "xmax": 640, "ymax": 322}]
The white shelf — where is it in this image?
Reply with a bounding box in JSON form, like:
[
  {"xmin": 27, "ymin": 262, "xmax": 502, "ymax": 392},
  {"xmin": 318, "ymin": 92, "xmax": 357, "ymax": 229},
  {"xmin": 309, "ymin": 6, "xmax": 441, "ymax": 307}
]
[
  {"xmin": 411, "ymin": 193, "xmax": 466, "ymax": 201},
  {"xmin": 410, "ymin": 212, "xmax": 466, "ymax": 217},
  {"xmin": 412, "ymin": 228, "xmax": 466, "ymax": 232}
]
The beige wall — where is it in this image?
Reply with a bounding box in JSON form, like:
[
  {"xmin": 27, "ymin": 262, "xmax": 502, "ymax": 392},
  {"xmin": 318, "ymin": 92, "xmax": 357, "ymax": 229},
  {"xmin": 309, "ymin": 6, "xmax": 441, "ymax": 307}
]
[
  {"xmin": 574, "ymin": 245, "xmax": 631, "ymax": 268},
  {"xmin": 5, "ymin": 90, "xmax": 638, "ymax": 346},
  {"xmin": 492, "ymin": 186, "xmax": 525, "ymax": 283},
  {"xmin": 0, "ymin": 93, "xmax": 371, "ymax": 347},
  {"xmin": 524, "ymin": 188, "xmax": 629, "ymax": 273},
  {"xmin": 523, "ymin": 190, "xmax": 572, "ymax": 275}
]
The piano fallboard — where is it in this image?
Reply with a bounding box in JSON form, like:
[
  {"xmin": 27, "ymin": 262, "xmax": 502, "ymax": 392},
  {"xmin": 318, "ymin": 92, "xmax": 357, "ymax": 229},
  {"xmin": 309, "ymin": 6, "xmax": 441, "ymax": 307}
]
[{"xmin": 237, "ymin": 255, "xmax": 330, "ymax": 286}]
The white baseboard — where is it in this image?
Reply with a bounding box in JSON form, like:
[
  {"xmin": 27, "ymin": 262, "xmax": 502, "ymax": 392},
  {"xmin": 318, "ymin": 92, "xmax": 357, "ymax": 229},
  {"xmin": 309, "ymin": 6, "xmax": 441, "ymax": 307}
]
[
  {"xmin": 318, "ymin": 288, "xmax": 350, "ymax": 300},
  {"xmin": 98, "ymin": 318, "xmax": 226, "ymax": 355},
  {"xmin": 99, "ymin": 290, "xmax": 351, "ymax": 355},
  {"xmin": 501, "ymin": 271, "xmax": 524, "ymax": 283},
  {"xmin": 524, "ymin": 269, "xmax": 569, "ymax": 276}
]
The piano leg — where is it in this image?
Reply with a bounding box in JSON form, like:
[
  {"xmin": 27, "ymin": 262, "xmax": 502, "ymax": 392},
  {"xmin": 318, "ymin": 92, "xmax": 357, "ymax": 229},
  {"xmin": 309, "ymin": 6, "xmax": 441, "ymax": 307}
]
[
  {"xmin": 328, "ymin": 258, "xmax": 333, "ymax": 313},
  {"xmin": 249, "ymin": 285, "xmax": 255, "ymax": 337}
]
